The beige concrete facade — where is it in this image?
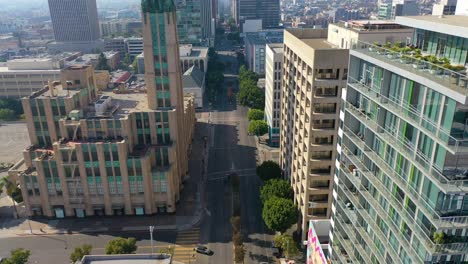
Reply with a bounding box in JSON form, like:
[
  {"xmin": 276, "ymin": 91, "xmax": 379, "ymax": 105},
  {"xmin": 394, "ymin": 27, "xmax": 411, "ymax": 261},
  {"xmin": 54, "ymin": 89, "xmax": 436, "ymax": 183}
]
[
  {"xmin": 279, "ymin": 28, "xmax": 348, "ymax": 241},
  {"xmin": 9, "ymin": 2, "xmax": 195, "ymax": 219}
]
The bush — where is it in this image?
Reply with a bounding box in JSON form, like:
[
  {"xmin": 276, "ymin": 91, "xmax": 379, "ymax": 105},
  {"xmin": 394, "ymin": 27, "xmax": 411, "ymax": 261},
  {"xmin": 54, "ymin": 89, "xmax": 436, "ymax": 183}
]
[
  {"xmin": 256, "ymin": 161, "xmax": 282, "ymax": 181},
  {"xmin": 2, "ymin": 248, "xmax": 31, "ymax": 264},
  {"xmin": 247, "ymin": 109, "xmax": 264, "ymax": 121},
  {"xmin": 262, "ymin": 197, "xmax": 298, "ymax": 233},
  {"xmin": 248, "ymin": 120, "xmax": 268, "ymax": 136},
  {"xmin": 234, "ymin": 244, "xmax": 245, "ymax": 263},
  {"xmin": 105, "ymin": 237, "xmax": 137, "ymax": 254},
  {"xmin": 274, "ymin": 234, "xmax": 299, "ymax": 258},
  {"xmin": 70, "ymin": 244, "xmax": 92, "ymax": 263},
  {"xmin": 260, "ymin": 179, "xmax": 293, "ymax": 204},
  {"xmin": 0, "ymin": 109, "xmax": 17, "ymax": 121}
]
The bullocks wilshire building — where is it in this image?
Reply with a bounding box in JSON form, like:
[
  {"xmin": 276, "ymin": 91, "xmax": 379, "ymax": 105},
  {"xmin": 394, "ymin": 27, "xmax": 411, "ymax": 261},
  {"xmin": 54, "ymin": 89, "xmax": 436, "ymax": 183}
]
[{"xmin": 9, "ymin": 0, "xmax": 195, "ymax": 218}]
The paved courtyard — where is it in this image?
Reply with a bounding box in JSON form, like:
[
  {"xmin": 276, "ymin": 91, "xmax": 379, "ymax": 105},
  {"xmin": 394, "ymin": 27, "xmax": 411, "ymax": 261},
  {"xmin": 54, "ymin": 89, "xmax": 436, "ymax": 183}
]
[{"xmin": 0, "ymin": 122, "xmax": 29, "ymax": 165}]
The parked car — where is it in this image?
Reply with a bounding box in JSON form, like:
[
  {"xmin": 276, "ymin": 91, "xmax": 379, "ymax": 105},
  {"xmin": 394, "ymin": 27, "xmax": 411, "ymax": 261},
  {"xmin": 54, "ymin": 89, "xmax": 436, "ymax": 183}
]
[{"xmin": 195, "ymin": 245, "xmax": 213, "ymax": 255}]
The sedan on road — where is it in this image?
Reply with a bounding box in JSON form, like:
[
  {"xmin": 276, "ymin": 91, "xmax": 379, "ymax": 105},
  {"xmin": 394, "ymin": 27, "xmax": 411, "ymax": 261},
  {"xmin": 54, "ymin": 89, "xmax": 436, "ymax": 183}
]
[{"xmin": 195, "ymin": 245, "xmax": 214, "ymax": 256}]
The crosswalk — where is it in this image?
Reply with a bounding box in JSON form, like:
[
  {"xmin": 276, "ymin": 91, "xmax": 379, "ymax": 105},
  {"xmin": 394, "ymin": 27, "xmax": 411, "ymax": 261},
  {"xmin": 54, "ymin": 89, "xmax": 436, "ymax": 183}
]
[{"xmin": 172, "ymin": 228, "xmax": 200, "ymax": 263}]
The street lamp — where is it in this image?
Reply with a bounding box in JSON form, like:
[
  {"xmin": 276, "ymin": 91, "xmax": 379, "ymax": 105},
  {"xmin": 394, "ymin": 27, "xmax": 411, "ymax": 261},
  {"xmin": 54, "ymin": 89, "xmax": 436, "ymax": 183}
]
[{"xmin": 149, "ymin": 226, "xmax": 155, "ymax": 255}]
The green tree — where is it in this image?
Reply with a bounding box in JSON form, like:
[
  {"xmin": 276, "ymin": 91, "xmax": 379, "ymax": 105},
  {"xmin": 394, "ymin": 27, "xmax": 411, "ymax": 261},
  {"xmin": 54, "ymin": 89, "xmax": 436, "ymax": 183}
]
[
  {"xmin": 234, "ymin": 244, "xmax": 245, "ymax": 263},
  {"xmin": 105, "ymin": 237, "xmax": 137, "ymax": 254},
  {"xmin": 260, "ymin": 179, "xmax": 293, "ymax": 204},
  {"xmin": 256, "ymin": 160, "xmax": 282, "ymax": 181},
  {"xmin": 0, "ymin": 109, "xmax": 17, "ymax": 120},
  {"xmin": 248, "ymin": 120, "xmax": 268, "ymax": 136},
  {"xmin": 70, "ymin": 244, "xmax": 92, "ymax": 263},
  {"xmin": 132, "ymin": 57, "xmax": 139, "ymax": 73},
  {"xmin": 262, "ymin": 197, "xmax": 298, "ymax": 233},
  {"xmin": 247, "ymin": 109, "xmax": 264, "ymax": 121},
  {"xmin": 232, "ymin": 231, "xmax": 243, "ymax": 246},
  {"xmin": 95, "ymin": 53, "xmax": 111, "ymax": 71},
  {"xmin": 2, "ymin": 248, "xmax": 31, "ymax": 264},
  {"xmin": 0, "ymin": 177, "xmax": 22, "ymax": 217},
  {"xmin": 230, "ymin": 216, "xmax": 241, "ymax": 233},
  {"xmin": 273, "ymin": 234, "xmax": 299, "ymax": 258}
]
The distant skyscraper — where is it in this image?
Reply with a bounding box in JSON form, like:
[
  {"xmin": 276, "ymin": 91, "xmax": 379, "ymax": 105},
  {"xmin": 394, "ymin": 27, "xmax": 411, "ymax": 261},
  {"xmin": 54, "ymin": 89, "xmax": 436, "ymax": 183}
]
[
  {"xmin": 236, "ymin": 0, "xmax": 280, "ymax": 29},
  {"xmin": 48, "ymin": 0, "xmax": 100, "ymax": 42}
]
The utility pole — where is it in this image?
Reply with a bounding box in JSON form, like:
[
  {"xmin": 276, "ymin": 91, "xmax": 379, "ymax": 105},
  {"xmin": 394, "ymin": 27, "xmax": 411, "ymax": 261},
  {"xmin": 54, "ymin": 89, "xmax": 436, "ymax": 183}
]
[{"xmin": 149, "ymin": 226, "xmax": 155, "ymax": 255}]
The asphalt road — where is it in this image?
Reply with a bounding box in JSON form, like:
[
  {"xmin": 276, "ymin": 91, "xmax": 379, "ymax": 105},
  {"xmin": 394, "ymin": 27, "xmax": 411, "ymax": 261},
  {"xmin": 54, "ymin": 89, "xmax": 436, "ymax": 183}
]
[
  {"xmin": 0, "ymin": 230, "xmax": 176, "ymax": 263},
  {"xmin": 198, "ymin": 37, "xmax": 273, "ymax": 264}
]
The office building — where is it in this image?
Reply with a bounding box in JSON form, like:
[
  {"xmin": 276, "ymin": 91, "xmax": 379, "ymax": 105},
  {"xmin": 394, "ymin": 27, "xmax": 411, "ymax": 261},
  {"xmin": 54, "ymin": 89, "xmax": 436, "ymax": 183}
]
[
  {"xmin": 432, "ymin": 0, "xmax": 458, "ymax": 16},
  {"xmin": 126, "ymin": 38, "xmax": 144, "ymax": 59},
  {"xmin": 176, "ymin": 0, "xmax": 203, "ymax": 45},
  {"xmin": 235, "ymin": 0, "xmax": 280, "ymax": 29},
  {"xmin": 201, "ymin": 0, "xmax": 215, "ymax": 45},
  {"xmin": 331, "ymin": 15, "xmax": 468, "ymax": 263},
  {"xmin": 48, "ymin": 0, "xmax": 100, "ymax": 42},
  {"xmin": 279, "ymin": 28, "xmax": 348, "ymax": 241},
  {"xmin": 264, "ymin": 43, "xmax": 283, "ymax": 147},
  {"xmin": 378, "ymin": 0, "xmax": 419, "ymax": 20},
  {"xmin": 0, "ymin": 59, "xmax": 62, "ymax": 98},
  {"xmin": 244, "ymin": 30, "xmax": 283, "ymax": 76},
  {"xmin": 9, "ymin": 0, "xmax": 195, "ymax": 218}
]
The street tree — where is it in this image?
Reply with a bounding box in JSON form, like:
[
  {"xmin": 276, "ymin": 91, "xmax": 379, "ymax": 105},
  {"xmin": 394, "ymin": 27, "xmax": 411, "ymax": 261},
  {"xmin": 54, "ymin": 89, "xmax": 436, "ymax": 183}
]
[
  {"xmin": 230, "ymin": 216, "xmax": 241, "ymax": 233},
  {"xmin": 70, "ymin": 244, "xmax": 92, "ymax": 263},
  {"xmin": 234, "ymin": 244, "xmax": 245, "ymax": 263},
  {"xmin": 256, "ymin": 160, "xmax": 282, "ymax": 181},
  {"xmin": 262, "ymin": 197, "xmax": 298, "ymax": 233},
  {"xmin": 2, "ymin": 248, "xmax": 31, "ymax": 264},
  {"xmin": 105, "ymin": 237, "xmax": 137, "ymax": 254},
  {"xmin": 260, "ymin": 179, "xmax": 293, "ymax": 204},
  {"xmin": 232, "ymin": 231, "xmax": 243, "ymax": 246},
  {"xmin": 273, "ymin": 234, "xmax": 299, "ymax": 258},
  {"xmin": 0, "ymin": 177, "xmax": 22, "ymax": 217},
  {"xmin": 95, "ymin": 53, "xmax": 111, "ymax": 71},
  {"xmin": 0, "ymin": 109, "xmax": 17, "ymax": 121},
  {"xmin": 248, "ymin": 120, "xmax": 268, "ymax": 136},
  {"xmin": 247, "ymin": 109, "xmax": 264, "ymax": 121}
]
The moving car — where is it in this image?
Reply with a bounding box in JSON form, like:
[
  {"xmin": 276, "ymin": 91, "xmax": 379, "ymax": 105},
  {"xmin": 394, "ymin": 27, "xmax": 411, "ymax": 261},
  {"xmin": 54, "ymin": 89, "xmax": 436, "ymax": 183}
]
[{"xmin": 195, "ymin": 245, "xmax": 214, "ymax": 255}]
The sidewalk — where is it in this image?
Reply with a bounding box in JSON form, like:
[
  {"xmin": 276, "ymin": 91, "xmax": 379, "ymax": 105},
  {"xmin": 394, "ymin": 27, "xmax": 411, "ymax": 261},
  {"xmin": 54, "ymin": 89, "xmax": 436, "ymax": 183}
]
[{"xmin": 0, "ymin": 120, "xmax": 211, "ymax": 237}]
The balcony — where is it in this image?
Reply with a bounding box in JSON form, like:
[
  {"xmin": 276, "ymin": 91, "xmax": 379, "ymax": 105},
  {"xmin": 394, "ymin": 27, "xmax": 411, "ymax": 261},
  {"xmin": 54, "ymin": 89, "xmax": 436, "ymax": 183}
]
[
  {"xmin": 340, "ymin": 147, "xmax": 468, "ymax": 257},
  {"xmin": 345, "ymin": 102, "xmax": 468, "ymax": 190},
  {"xmin": 336, "ymin": 181, "xmax": 413, "ymax": 263},
  {"xmin": 343, "ymin": 127, "xmax": 468, "ymax": 229},
  {"xmin": 334, "ymin": 215, "xmax": 373, "ymax": 263},
  {"xmin": 352, "ymin": 41, "xmax": 468, "ymax": 97},
  {"xmin": 347, "ymin": 76, "xmax": 468, "ymax": 154}
]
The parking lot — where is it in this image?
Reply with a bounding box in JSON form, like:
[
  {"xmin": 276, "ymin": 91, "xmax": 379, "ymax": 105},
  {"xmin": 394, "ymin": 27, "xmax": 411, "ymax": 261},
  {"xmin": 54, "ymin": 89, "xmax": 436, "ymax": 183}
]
[{"xmin": 0, "ymin": 122, "xmax": 29, "ymax": 165}]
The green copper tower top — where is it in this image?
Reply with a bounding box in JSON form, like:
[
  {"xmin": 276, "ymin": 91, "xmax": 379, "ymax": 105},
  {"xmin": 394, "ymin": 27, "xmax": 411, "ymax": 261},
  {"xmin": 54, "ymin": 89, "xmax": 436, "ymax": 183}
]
[{"xmin": 141, "ymin": 0, "xmax": 176, "ymax": 13}]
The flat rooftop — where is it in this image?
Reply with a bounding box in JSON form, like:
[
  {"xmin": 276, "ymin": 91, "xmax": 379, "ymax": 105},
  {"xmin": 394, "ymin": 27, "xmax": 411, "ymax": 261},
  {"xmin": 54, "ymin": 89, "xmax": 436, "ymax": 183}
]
[
  {"xmin": 268, "ymin": 43, "xmax": 284, "ymax": 54},
  {"xmin": 396, "ymin": 15, "xmax": 468, "ymax": 38},
  {"xmin": 94, "ymin": 90, "xmax": 150, "ymax": 118},
  {"xmin": 301, "ymin": 39, "xmax": 341, "ymax": 50},
  {"xmin": 0, "ymin": 67, "xmax": 60, "ymax": 73},
  {"xmin": 333, "ymin": 20, "xmax": 413, "ymax": 32}
]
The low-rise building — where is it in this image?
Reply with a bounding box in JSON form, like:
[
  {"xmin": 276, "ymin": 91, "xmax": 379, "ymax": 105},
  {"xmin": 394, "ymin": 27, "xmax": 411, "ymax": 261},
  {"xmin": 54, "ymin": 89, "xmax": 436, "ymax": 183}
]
[
  {"xmin": 179, "ymin": 45, "xmax": 208, "ymax": 73},
  {"xmin": 0, "ymin": 58, "xmax": 62, "ymax": 98},
  {"xmin": 182, "ymin": 66, "xmax": 205, "ymax": 108},
  {"xmin": 126, "ymin": 38, "xmax": 144, "ymax": 59},
  {"xmin": 70, "ymin": 52, "xmax": 120, "ymax": 71},
  {"xmin": 104, "ymin": 38, "xmax": 127, "ymax": 57}
]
